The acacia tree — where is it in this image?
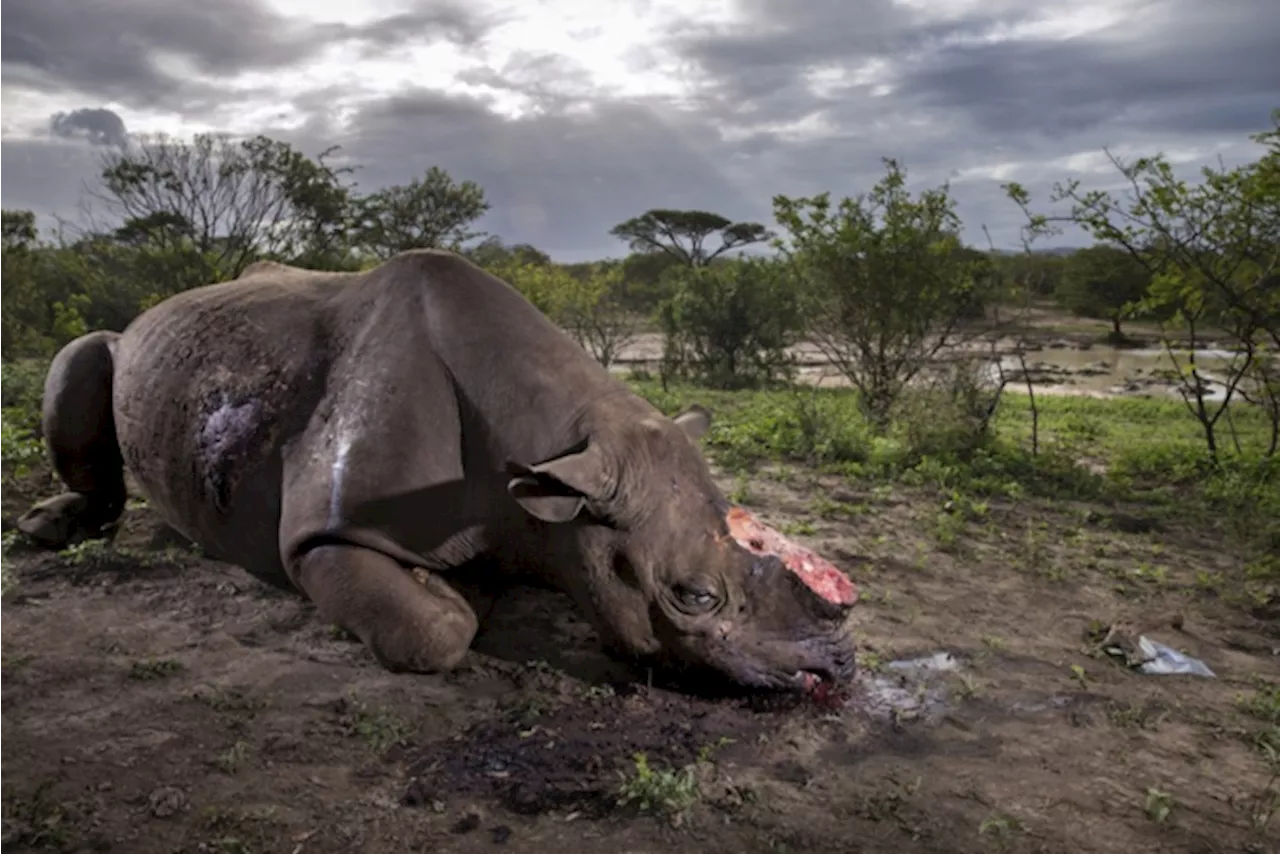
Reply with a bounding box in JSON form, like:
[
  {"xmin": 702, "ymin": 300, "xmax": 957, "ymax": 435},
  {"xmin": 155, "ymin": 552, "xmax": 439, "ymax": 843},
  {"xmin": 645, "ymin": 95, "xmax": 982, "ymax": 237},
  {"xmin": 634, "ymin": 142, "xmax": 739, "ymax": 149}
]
[
  {"xmin": 1055, "ymin": 243, "xmax": 1152, "ymax": 340},
  {"xmin": 91, "ymin": 132, "xmax": 357, "ymax": 279},
  {"xmin": 352, "ymin": 166, "xmax": 489, "ymax": 259},
  {"xmin": 1006, "ymin": 111, "xmax": 1280, "ymax": 459},
  {"xmin": 466, "ymin": 235, "xmax": 551, "ymax": 269},
  {"xmin": 773, "ymin": 158, "xmax": 991, "ymax": 427},
  {"xmin": 609, "ymin": 209, "xmax": 771, "ymax": 268}
]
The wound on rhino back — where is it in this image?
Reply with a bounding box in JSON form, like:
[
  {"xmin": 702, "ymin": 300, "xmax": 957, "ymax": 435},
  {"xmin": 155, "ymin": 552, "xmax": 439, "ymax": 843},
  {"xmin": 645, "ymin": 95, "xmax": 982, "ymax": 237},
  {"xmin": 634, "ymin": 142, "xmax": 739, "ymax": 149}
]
[{"xmin": 197, "ymin": 395, "xmax": 267, "ymax": 513}]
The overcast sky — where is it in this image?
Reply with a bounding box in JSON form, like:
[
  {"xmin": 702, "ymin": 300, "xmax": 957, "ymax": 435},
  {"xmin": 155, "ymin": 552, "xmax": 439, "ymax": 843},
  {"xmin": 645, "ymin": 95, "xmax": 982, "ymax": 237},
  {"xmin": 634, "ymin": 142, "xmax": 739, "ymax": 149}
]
[{"xmin": 3, "ymin": 0, "xmax": 1277, "ymax": 261}]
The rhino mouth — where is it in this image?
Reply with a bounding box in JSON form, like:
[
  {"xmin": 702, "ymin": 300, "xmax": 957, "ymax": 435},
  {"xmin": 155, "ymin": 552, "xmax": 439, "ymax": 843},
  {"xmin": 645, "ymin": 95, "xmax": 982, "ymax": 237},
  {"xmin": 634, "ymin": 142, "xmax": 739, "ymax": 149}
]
[{"xmin": 793, "ymin": 668, "xmax": 835, "ymax": 691}]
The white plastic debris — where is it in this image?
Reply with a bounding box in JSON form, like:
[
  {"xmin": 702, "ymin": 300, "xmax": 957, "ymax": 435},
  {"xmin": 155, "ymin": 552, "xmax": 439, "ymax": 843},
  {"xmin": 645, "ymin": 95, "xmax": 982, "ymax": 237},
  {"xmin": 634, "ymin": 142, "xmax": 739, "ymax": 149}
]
[
  {"xmin": 855, "ymin": 652, "xmax": 960, "ymax": 722},
  {"xmin": 886, "ymin": 651, "xmax": 960, "ymax": 676},
  {"xmin": 1135, "ymin": 636, "xmax": 1216, "ymax": 678}
]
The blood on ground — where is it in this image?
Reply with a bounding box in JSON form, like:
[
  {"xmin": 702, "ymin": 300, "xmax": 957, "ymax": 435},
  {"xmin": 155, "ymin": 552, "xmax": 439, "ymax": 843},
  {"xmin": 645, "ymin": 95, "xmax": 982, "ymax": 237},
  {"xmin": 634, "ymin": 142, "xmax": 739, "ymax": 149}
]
[{"xmin": 402, "ymin": 683, "xmax": 807, "ymax": 817}]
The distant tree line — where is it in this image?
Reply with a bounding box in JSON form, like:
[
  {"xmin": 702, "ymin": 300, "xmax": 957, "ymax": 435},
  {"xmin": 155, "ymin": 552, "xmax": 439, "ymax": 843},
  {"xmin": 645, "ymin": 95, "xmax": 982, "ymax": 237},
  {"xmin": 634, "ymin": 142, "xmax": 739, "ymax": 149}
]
[{"xmin": 3, "ymin": 110, "xmax": 1278, "ymax": 458}]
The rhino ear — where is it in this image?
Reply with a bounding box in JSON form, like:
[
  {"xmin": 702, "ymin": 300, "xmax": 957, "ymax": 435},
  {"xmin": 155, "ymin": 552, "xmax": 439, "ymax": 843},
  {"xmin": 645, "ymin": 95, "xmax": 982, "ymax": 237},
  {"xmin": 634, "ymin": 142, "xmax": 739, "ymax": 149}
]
[
  {"xmin": 672, "ymin": 404, "xmax": 712, "ymax": 442},
  {"xmin": 506, "ymin": 441, "xmax": 609, "ymax": 524}
]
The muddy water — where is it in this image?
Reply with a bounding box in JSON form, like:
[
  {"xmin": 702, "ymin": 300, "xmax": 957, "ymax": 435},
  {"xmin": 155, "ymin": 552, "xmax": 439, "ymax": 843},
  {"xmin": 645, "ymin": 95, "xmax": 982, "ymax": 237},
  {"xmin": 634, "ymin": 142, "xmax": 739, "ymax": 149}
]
[{"xmin": 609, "ymin": 333, "xmax": 1267, "ymax": 402}]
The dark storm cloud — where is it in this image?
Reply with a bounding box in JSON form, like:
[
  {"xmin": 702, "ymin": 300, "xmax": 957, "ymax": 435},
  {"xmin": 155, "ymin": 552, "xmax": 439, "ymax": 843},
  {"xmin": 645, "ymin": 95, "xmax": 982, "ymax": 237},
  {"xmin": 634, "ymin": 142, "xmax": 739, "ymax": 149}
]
[
  {"xmin": 50, "ymin": 108, "xmax": 131, "ymax": 148},
  {"xmin": 4, "ymin": 0, "xmax": 1277, "ymax": 257},
  {"xmin": 670, "ymin": 0, "xmax": 1007, "ymax": 118},
  {"xmin": 656, "ymin": 0, "xmax": 1280, "ymax": 246},
  {"xmin": 1, "ymin": 0, "xmax": 499, "ymax": 110},
  {"xmin": 888, "ymin": 1, "xmax": 1280, "ymax": 141},
  {"xmin": 322, "ymin": 89, "xmax": 764, "ymax": 260}
]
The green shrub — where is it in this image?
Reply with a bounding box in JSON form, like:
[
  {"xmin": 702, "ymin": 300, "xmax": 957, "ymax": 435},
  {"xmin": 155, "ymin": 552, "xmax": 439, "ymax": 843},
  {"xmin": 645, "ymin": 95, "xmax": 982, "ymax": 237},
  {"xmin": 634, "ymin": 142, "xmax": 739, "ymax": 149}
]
[{"xmin": 657, "ymin": 257, "xmax": 802, "ymax": 390}]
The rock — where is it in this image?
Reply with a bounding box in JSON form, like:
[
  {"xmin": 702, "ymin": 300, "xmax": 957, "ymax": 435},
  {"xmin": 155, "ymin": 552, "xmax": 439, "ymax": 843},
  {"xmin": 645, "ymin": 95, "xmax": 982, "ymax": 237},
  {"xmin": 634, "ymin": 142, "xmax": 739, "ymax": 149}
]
[{"xmin": 147, "ymin": 786, "xmax": 186, "ymax": 818}]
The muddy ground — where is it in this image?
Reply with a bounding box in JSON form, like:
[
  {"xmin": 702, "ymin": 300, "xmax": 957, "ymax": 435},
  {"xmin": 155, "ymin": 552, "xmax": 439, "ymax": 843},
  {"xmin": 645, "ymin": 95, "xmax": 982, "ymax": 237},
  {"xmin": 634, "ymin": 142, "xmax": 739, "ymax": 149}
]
[{"xmin": 3, "ymin": 463, "xmax": 1277, "ymax": 854}]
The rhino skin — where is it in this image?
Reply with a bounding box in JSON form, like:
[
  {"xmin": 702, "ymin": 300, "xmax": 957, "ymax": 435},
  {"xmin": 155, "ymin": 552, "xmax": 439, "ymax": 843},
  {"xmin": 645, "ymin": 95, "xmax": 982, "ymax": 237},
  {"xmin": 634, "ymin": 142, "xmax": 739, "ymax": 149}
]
[{"xmin": 16, "ymin": 250, "xmax": 857, "ymax": 692}]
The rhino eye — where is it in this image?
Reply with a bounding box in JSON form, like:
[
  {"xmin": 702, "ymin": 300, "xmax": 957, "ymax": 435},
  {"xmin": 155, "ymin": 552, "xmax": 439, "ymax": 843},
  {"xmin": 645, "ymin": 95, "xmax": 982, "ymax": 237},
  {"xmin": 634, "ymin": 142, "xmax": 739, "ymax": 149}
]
[{"xmin": 674, "ymin": 583, "xmax": 719, "ymax": 613}]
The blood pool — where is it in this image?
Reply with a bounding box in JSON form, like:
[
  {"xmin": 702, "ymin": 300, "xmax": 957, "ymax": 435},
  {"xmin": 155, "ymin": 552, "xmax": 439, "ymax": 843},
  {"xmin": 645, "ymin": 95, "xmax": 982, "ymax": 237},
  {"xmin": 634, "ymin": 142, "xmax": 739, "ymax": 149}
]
[{"xmin": 725, "ymin": 506, "xmax": 858, "ymax": 606}]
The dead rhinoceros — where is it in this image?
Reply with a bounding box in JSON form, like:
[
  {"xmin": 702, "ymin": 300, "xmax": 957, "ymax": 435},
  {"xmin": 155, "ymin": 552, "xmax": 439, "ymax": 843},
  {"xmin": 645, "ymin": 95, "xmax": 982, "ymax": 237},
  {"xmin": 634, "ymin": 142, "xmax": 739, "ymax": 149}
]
[{"xmin": 16, "ymin": 250, "xmax": 858, "ymax": 692}]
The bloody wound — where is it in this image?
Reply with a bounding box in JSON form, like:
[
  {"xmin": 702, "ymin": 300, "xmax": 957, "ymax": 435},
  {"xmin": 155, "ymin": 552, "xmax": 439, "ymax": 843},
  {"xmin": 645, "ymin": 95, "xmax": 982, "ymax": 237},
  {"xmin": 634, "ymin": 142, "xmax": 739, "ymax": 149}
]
[{"xmin": 725, "ymin": 506, "xmax": 858, "ymax": 606}]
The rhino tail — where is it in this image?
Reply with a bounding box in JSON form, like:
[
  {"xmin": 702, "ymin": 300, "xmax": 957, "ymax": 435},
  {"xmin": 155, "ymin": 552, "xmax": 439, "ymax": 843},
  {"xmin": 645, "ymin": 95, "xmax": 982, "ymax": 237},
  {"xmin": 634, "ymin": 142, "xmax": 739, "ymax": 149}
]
[{"xmin": 16, "ymin": 330, "xmax": 128, "ymax": 549}]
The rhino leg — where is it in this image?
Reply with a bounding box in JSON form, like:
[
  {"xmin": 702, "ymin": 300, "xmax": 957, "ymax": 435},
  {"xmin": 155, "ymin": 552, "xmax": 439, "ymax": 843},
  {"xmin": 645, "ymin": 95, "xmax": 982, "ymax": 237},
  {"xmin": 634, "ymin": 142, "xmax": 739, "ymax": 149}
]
[
  {"xmin": 292, "ymin": 543, "xmax": 479, "ymax": 672},
  {"xmin": 17, "ymin": 331, "xmax": 127, "ymax": 549},
  {"xmin": 276, "ymin": 344, "xmax": 482, "ymax": 674}
]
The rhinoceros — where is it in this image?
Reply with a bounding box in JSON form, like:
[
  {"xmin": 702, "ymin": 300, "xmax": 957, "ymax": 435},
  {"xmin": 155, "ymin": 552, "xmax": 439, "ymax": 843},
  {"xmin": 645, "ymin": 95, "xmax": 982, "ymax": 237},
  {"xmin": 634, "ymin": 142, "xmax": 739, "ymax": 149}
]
[{"xmin": 16, "ymin": 250, "xmax": 858, "ymax": 692}]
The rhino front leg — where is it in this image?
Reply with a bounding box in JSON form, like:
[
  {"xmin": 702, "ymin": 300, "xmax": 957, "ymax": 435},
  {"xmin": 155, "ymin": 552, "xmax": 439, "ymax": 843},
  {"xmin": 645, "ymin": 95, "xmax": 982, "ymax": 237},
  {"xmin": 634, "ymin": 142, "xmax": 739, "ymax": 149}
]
[{"xmin": 293, "ymin": 543, "xmax": 479, "ymax": 672}]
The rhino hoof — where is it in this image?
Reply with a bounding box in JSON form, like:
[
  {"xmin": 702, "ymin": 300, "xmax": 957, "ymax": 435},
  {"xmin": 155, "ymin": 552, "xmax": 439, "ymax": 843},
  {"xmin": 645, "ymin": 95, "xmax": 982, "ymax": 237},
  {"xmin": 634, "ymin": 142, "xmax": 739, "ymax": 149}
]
[{"xmin": 16, "ymin": 493, "xmax": 95, "ymax": 550}]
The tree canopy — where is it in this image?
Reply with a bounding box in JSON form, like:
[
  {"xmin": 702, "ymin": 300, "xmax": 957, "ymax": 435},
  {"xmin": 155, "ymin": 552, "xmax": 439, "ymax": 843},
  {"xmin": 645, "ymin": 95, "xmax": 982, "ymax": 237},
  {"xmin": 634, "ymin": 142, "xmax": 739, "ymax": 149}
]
[{"xmin": 609, "ymin": 209, "xmax": 771, "ymax": 267}]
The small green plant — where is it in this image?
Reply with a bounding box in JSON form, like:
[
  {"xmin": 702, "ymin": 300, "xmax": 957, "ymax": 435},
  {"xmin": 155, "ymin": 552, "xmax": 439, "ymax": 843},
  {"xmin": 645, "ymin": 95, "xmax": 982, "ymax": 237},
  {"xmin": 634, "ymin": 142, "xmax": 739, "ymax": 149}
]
[
  {"xmin": 1069, "ymin": 664, "xmax": 1089, "ymax": 688},
  {"xmin": 932, "ymin": 508, "xmax": 965, "ymax": 549},
  {"xmin": 696, "ymin": 736, "xmax": 735, "ymax": 763},
  {"xmin": 2, "ymin": 531, "xmax": 20, "ymax": 596},
  {"xmin": 1236, "ymin": 679, "xmax": 1280, "ymax": 767},
  {"xmin": 727, "ymin": 475, "xmax": 753, "ymax": 505},
  {"xmin": 1144, "ymin": 787, "xmax": 1175, "ymax": 823},
  {"xmin": 581, "ymin": 683, "xmax": 617, "ymax": 701},
  {"xmin": 1, "ymin": 782, "xmax": 72, "ymax": 848},
  {"xmin": 616, "ymin": 752, "xmax": 699, "ymax": 817},
  {"xmin": 327, "ymin": 624, "xmax": 358, "ymax": 641},
  {"xmin": 338, "ymin": 693, "xmax": 410, "ymax": 754},
  {"xmin": 779, "ymin": 519, "xmax": 816, "ymax": 537},
  {"xmin": 955, "ymin": 673, "xmax": 983, "ymax": 700},
  {"xmin": 215, "ymin": 741, "xmax": 252, "ymax": 774},
  {"xmin": 1107, "ymin": 701, "xmax": 1164, "ymax": 731},
  {"xmin": 856, "ymin": 650, "xmax": 883, "ymax": 673},
  {"xmin": 978, "ymin": 813, "xmax": 1024, "ymax": 847},
  {"xmin": 129, "ymin": 658, "xmax": 184, "ymax": 680},
  {"xmin": 193, "ymin": 687, "xmax": 265, "ymax": 716}
]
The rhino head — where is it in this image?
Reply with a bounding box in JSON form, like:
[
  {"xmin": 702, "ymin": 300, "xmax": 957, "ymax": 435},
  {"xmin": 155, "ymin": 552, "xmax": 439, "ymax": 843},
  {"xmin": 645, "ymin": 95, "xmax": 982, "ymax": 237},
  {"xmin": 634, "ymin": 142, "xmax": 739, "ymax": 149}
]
[{"xmin": 505, "ymin": 403, "xmax": 859, "ymax": 694}]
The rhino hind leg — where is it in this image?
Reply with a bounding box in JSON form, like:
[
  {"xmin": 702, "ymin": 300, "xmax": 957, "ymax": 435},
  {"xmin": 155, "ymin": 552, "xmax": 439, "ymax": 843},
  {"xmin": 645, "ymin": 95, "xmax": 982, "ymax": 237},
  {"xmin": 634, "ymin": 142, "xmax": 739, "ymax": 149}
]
[
  {"xmin": 17, "ymin": 331, "xmax": 127, "ymax": 549},
  {"xmin": 293, "ymin": 543, "xmax": 479, "ymax": 672}
]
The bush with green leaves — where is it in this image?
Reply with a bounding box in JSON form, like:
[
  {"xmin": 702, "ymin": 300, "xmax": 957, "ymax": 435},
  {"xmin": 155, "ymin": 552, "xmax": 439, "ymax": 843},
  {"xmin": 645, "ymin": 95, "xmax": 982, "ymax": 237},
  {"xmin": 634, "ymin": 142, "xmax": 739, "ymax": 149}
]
[
  {"xmin": 773, "ymin": 158, "xmax": 996, "ymax": 428},
  {"xmin": 657, "ymin": 257, "xmax": 803, "ymax": 390}
]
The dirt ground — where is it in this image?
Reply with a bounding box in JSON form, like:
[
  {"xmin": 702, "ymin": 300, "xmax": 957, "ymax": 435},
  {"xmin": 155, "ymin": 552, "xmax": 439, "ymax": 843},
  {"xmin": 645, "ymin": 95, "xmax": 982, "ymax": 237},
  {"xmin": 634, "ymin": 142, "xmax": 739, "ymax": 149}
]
[{"xmin": 3, "ymin": 462, "xmax": 1277, "ymax": 854}]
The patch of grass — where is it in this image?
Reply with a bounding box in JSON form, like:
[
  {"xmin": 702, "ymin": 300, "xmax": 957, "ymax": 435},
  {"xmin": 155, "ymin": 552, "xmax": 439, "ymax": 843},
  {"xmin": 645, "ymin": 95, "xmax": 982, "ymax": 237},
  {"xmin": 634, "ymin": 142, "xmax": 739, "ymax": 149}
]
[
  {"xmin": 1, "ymin": 781, "xmax": 73, "ymax": 849},
  {"xmin": 198, "ymin": 804, "xmax": 279, "ymax": 853},
  {"xmin": 1236, "ymin": 679, "xmax": 1280, "ymax": 767},
  {"xmin": 215, "ymin": 740, "xmax": 252, "ymax": 774},
  {"xmin": 630, "ymin": 378, "xmax": 1279, "ymax": 591},
  {"xmin": 58, "ymin": 540, "xmax": 165, "ymax": 568},
  {"xmin": 1144, "ymin": 786, "xmax": 1176, "ymax": 824},
  {"xmin": 616, "ymin": 752, "xmax": 699, "ymax": 818},
  {"xmin": 129, "ymin": 658, "xmax": 184, "ymax": 681},
  {"xmin": 778, "ymin": 519, "xmax": 816, "ymax": 536},
  {"xmin": 327, "ymin": 623, "xmax": 358, "ymax": 642},
  {"xmin": 1107, "ymin": 700, "xmax": 1166, "ymax": 731},
  {"xmin": 856, "ymin": 650, "xmax": 884, "ymax": 673},
  {"xmin": 2, "ymin": 531, "xmax": 20, "ymax": 596},
  {"xmin": 193, "ymin": 687, "xmax": 266, "ymax": 716},
  {"xmin": 337, "ymin": 693, "xmax": 411, "ymax": 754},
  {"xmin": 855, "ymin": 771, "xmax": 922, "ymax": 834},
  {"xmin": 978, "ymin": 813, "xmax": 1025, "ymax": 847}
]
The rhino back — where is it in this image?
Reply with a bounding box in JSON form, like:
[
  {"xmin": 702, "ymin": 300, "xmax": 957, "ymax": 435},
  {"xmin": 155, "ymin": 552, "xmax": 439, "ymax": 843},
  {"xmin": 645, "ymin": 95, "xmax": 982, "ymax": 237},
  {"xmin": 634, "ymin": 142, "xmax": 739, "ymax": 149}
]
[
  {"xmin": 112, "ymin": 272, "xmax": 346, "ymax": 576},
  {"xmin": 365, "ymin": 251, "xmax": 642, "ymax": 474}
]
